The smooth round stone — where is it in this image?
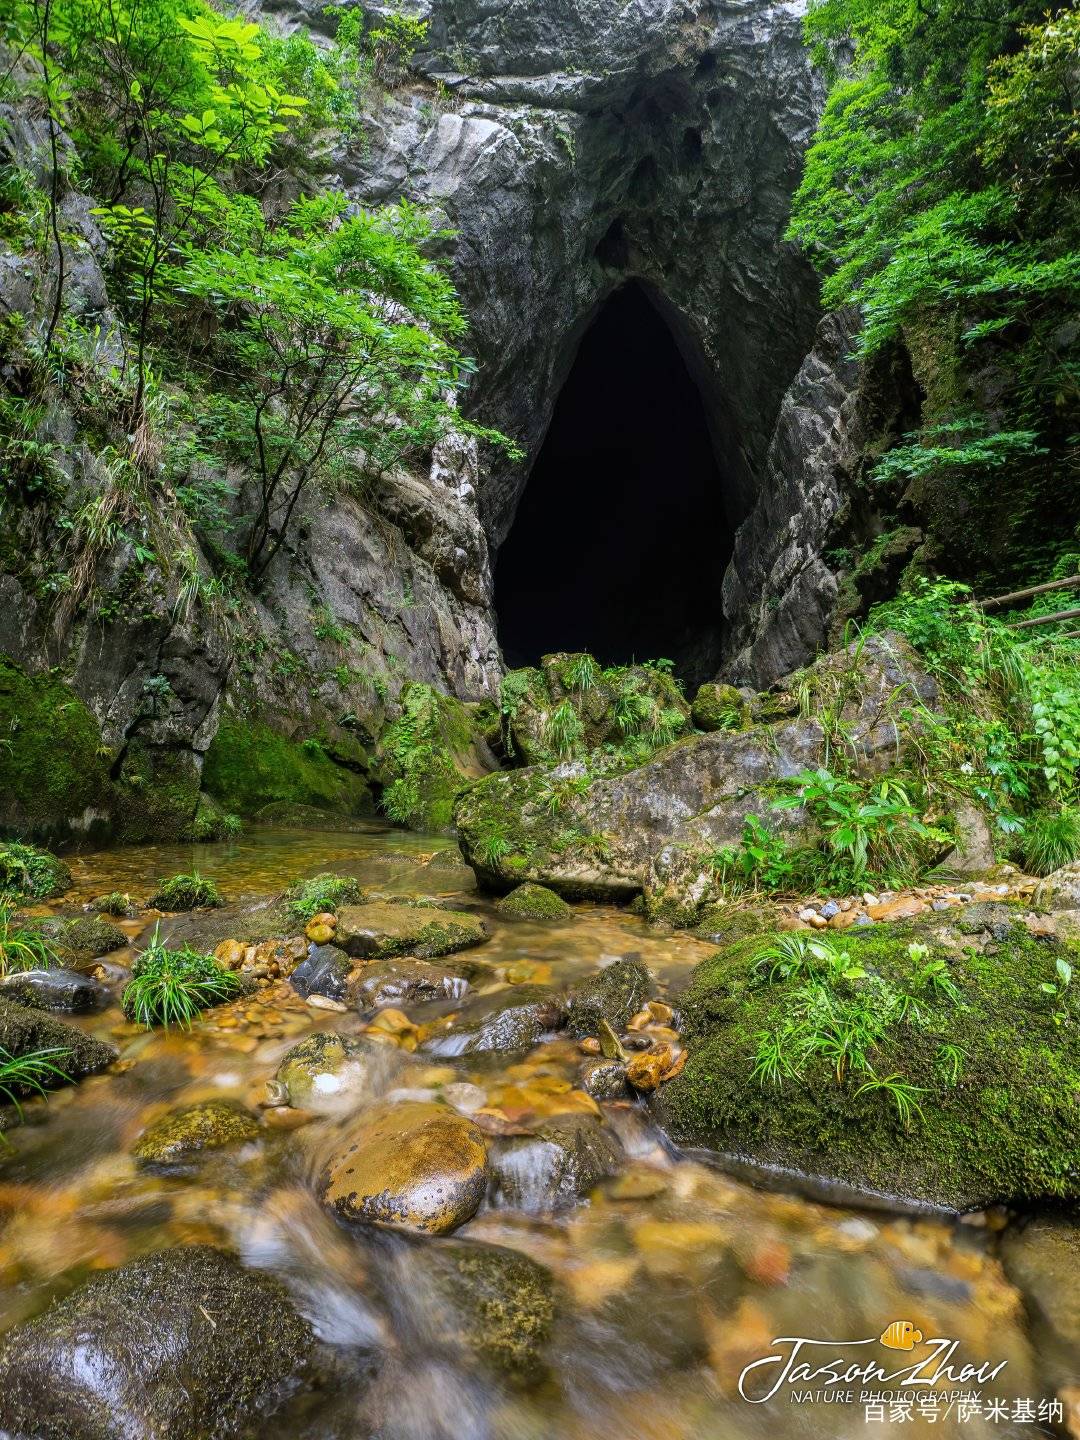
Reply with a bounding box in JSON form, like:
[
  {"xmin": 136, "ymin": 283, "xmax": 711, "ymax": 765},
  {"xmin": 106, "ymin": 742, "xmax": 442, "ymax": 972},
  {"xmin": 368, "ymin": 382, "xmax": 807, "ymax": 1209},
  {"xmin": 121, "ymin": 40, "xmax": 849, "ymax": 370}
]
[
  {"xmin": 319, "ymin": 1099, "xmax": 489, "ymax": 1235},
  {"xmin": 133, "ymin": 1101, "xmax": 259, "ymax": 1167}
]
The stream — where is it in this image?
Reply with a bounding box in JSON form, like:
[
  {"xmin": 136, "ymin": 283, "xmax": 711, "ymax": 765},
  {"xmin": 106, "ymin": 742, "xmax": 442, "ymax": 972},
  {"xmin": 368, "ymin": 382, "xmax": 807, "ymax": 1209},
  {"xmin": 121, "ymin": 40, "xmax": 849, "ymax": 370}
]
[{"xmin": 0, "ymin": 825, "xmax": 1067, "ymax": 1439}]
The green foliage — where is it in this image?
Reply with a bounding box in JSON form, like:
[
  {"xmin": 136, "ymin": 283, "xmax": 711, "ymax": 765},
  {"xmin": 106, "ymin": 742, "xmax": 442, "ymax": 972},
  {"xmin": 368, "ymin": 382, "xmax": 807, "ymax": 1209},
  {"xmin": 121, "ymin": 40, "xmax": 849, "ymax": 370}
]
[
  {"xmin": 775, "ymin": 767, "xmax": 947, "ymax": 888},
  {"xmin": 0, "ymin": 842, "xmax": 71, "ymax": 900},
  {"xmin": 1019, "ymin": 806, "xmax": 1080, "ymax": 877},
  {"xmin": 0, "ymin": 1045, "xmax": 71, "ymax": 1129},
  {"xmin": 475, "ymin": 825, "xmax": 512, "ymax": 869},
  {"xmin": 122, "ymin": 926, "xmax": 241, "ymax": 1027},
  {"xmin": 283, "ymin": 871, "xmax": 363, "ymax": 923},
  {"xmin": 0, "ymin": 900, "xmax": 60, "ymax": 977},
  {"xmin": 561, "ymin": 654, "xmax": 599, "ymax": 694},
  {"xmin": 93, "ymin": 891, "xmax": 138, "ymax": 917},
  {"xmin": 709, "ymin": 816, "xmax": 796, "ymax": 895},
  {"xmin": 381, "ymin": 682, "xmax": 474, "ymax": 831},
  {"xmin": 544, "ymin": 700, "xmax": 583, "ymax": 760},
  {"xmin": 148, "ymin": 870, "xmax": 222, "ymax": 910},
  {"xmin": 790, "ymin": 0, "xmax": 1079, "ymax": 565}
]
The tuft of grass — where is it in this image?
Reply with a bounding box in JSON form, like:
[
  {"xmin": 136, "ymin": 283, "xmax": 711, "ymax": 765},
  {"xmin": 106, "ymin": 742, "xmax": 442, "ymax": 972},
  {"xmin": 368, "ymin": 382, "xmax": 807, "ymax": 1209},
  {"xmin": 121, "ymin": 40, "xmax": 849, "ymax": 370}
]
[
  {"xmin": 283, "ymin": 872, "xmax": 363, "ymax": 924},
  {"xmin": 476, "ymin": 827, "xmax": 512, "ymax": 868},
  {"xmin": 0, "ymin": 900, "xmax": 59, "ymax": 977},
  {"xmin": 1019, "ymin": 807, "xmax": 1080, "ymax": 877},
  {"xmin": 854, "ymin": 1071, "xmax": 928, "ymax": 1129},
  {"xmin": 544, "ymin": 700, "xmax": 583, "ymax": 759},
  {"xmin": 0, "ymin": 1044, "xmax": 71, "ymax": 1136},
  {"xmin": 562, "ymin": 654, "xmax": 599, "ymax": 694},
  {"xmin": 148, "ymin": 870, "xmax": 222, "ymax": 911},
  {"xmin": 123, "ymin": 927, "xmax": 241, "ymax": 1029}
]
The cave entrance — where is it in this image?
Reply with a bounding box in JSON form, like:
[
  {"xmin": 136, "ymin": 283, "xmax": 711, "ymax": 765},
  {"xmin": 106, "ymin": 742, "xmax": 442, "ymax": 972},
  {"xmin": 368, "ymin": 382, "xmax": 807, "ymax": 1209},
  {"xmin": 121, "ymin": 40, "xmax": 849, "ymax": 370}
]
[{"xmin": 494, "ymin": 281, "xmax": 732, "ymax": 686}]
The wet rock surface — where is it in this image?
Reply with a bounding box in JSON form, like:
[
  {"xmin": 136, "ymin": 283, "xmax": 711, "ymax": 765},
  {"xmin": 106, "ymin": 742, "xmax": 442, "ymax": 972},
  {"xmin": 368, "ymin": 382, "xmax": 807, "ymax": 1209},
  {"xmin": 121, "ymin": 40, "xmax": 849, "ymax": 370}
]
[
  {"xmin": 133, "ymin": 1100, "xmax": 260, "ymax": 1167},
  {"xmin": 320, "ymin": 1099, "xmax": 489, "ymax": 1234},
  {"xmin": 0, "ymin": 966, "xmax": 110, "ymax": 1012},
  {"xmin": 425, "ymin": 1239, "xmax": 557, "ymax": 1382},
  {"xmin": 421, "ymin": 985, "xmax": 565, "ymax": 1057},
  {"xmin": 346, "ymin": 958, "xmax": 471, "ymax": 1011},
  {"xmin": 565, "ymin": 958, "xmax": 650, "ymax": 1037},
  {"xmin": 1001, "ymin": 1219, "xmax": 1080, "ymax": 1386},
  {"xmin": 496, "ymin": 882, "xmax": 573, "ymax": 921},
  {"xmin": 289, "ymin": 943, "xmax": 353, "ymax": 1001},
  {"xmin": 0, "ymin": 1245, "xmax": 314, "ymax": 1440},
  {"xmin": 275, "ymin": 1030, "xmax": 398, "ymax": 1109},
  {"xmin": 335, "ymin": 902, "xmax": 487, "ymax": 959},
  {"xmin": 491, "ymin": 1113, "xmax": 622, "ymax": 1211}
]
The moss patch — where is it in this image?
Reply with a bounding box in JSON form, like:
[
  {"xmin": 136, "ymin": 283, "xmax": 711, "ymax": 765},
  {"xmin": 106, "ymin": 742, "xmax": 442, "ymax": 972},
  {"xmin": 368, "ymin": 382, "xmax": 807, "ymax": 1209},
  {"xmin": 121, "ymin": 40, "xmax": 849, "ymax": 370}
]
[
  {"xmin": 0, "ymin": 658, "xmax": 112, "ymax": 844},
  {"xmin": 133, "ymin": 1100, "xmax": 259, "ymax": 1166},
  {"xmin": 379, "ymin": 681, "xmax": 491, "ymax": 833},
  {"xmin": 203, "ymin": 716, "xmax": 373, "ymax": 819},
  {"xmin": 656, "ymin": 918, "xmax": 1080, "ymax": 1209},
  {"xmin": 32, "ymin": 915, "xmax": 128, "ymax": 963},
  {"xmin": 282, "ymin": 872, "xmax": 364, "ymax": 924},
  {"xmin": 496, "ymin": 883, "xmax": 573, "ymax": 921},
  {"xmin": 336, "ymin": 901, "xmax": 487, "ymax": 960}
]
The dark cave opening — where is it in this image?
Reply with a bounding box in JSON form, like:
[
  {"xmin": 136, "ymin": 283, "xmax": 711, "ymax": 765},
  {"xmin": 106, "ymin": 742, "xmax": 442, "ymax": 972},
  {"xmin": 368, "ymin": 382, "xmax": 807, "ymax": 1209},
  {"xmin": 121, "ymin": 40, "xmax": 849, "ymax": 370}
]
[{"xmin": 495, "ymin": 281, "xmax": 732, "ymax": 685}]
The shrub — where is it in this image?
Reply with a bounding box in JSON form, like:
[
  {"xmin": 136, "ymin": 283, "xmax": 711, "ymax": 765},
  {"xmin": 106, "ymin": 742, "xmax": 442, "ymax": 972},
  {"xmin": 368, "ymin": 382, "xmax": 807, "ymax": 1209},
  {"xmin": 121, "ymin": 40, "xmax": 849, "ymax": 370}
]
[
  {"xmin": 709, "ymin": 815, "xmax": 796, "ymax": 895},
  {"xmin": 0, "ymin": 843, "xmax": 71, "ymax": 900},
  {"xmin": 1020, "ymin": 808, "xmax": 1080, "ymax": 877},
  {"xmin": 283, "ymin": 872, "xmax": 363, "ymax": 924},
  {"xmin": 123, "ymin": 928, "xmax": 241, "ymax": 1028},
  {"xmin": 148, "ymin": 871, "xmax": 222, "ymax": 911}
]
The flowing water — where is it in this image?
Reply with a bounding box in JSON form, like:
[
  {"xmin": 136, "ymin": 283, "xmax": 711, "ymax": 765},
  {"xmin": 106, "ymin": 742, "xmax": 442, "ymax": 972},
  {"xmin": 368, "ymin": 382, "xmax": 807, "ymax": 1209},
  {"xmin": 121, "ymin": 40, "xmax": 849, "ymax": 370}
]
[{"xmin": 0, "ymin": 827, "xmax": 1067, "ymax": 1439}]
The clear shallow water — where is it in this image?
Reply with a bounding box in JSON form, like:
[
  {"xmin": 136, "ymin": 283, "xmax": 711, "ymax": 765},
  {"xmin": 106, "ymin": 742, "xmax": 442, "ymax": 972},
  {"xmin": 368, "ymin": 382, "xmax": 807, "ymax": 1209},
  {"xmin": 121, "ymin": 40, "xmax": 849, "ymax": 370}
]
[{"xmin": 0, "ymin": 827, "xmax": 1066, "ymax": 1438}]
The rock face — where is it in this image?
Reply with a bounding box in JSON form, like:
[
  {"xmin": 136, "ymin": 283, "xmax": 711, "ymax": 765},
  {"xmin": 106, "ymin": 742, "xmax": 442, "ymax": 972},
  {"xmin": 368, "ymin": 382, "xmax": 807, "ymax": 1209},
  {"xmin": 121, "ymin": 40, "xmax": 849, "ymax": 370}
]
[
  {"xmin": 319, "ymin": 1099, "xmax": 489, "ymax": 1234},
  {"xmin": 133, "ymin": 1101, "xmax": 260, "ymax": 1167},
  {"xmin": 1, "ymin": 0, "xmax": 855, "ymax": 842},
  {"xmin": 457, "ymin": 634, "xmax": 938, "ymax": 907},
  {"xmin": 0, "ymin": 1245, "xmax": 314, "ymax": 1440}
]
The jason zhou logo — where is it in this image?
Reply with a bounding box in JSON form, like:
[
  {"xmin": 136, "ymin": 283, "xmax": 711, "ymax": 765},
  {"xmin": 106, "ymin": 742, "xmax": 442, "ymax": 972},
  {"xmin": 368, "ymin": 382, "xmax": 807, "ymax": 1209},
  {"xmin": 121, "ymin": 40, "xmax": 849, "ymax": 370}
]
[{"xmin": 738, "ymin": 1318, "xmax": 1008, "ymax": 1405}]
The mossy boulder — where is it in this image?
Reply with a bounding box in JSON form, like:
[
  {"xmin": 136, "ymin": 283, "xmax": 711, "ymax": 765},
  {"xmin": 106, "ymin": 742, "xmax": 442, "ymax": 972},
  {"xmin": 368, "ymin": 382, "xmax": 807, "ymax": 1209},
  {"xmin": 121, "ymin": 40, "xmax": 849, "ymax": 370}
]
[
  {"xmin": 0, "ymin": 841, "xmax": 71, "ymax": 900},
  {"xmin": 335, "ymin": 902, "xmax": 487, "ymax": 960},
  {"xmin": 500, "ymin": 654, "xmax": 691, "ymax": 768},
  {"xmin": 377, "ymin": 681, "xmax": 495, "ymax": 832},
  {"xmin": 496, "ymin": 883, "xmax": 573, "ymax": 921},
  {"xmin": 281, "ymin": 872, "xmax": 364, "ymax": 923},
  {"xmin": 203, "ymin": 715, "xmax": 373, "ymax": 820},
  {"xmin": 655, "ymin": 919, "xmax": 1080, "ymax": 1209},
  {"xmin": 0, "ymin": 998, "xmax": 116, "ymax": 1091},
  {"xmin": 134, "ymin": 1100, "xmax": 259, "ymax": 1167},
  {"xmin": 565, "ymin": 957, "xmax": 650, "ymax": 1037},
  {"xmin": 490, "ymin": 1114, "xmax": 623, "ymax": 1211},
  {"xmin": 147, "ymin": 872, "xmax": 222, "ymax": 911},
  {"xmin": 319, "ymin": 1099, "xmax": 489, "ymax": 1234},
  {"xmin": 33, "ymin": 914, "xmax": 128, "ymax": 963},
  {"xmin": 0, "ymin": 1245, "xmax": 314, "ymax": 1440},
  {"xmin": 427, "ymin": 1240, "xmax": 556, "ymax": 1382},
  {"xmin": 691, "ymin": 682, "xmax": 750, "ymax": 732}
]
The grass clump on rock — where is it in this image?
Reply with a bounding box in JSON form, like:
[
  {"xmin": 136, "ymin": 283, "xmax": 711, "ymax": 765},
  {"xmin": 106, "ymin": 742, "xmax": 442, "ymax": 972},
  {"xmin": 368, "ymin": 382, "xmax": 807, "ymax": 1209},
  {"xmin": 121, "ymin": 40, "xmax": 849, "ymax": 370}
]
[
  {"xmin": 93, "ymin": 891, "xmax": 139, "ymax": 918},
  {"xmin": 0, "ymin": 902, "xmax": 60, "ymax": 976},
  {"xmin": 148, "ymin": 871, "xmax": 222, "ymax": 911},
  {"xmin": 656, "ymin": 919, "xmax": 1080, "ymax": 1210},
  {"xmin": 123, "ymin": 928, "xmax": 242, "ymax": 1029},
  {"xmin": 0, "ymin": 842, "xmax": 70, "ymax": 900},
  {"xmin": 496, "ymin": 883, "xmax": 573, "ymax": 922},
  {"xmin": 283, "ymin": 872, "xmax": 364, "ymax": 924}
]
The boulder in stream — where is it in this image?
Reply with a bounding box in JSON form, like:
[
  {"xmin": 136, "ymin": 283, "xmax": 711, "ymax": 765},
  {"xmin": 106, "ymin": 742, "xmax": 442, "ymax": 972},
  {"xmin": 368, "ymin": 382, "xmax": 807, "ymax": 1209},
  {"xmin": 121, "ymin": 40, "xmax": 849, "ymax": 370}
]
[
  {"xmin": 565, "ymin": 957, "xmax": 650, "ymax": 1037},
  {"xmin": 346, "ymin": 958, "xmax": 471, "ymax": 1010},
  {"xmin": 133, "ymin": 1100, "xmax": 260, "ymax": 1167},
  {"xmin": 0, "ymin": 998, "xmax": 116, "ymax": 1088},
  {"xmin": 335, "ymin": 901, "xmax": 487, "ymax": 959},
  {"xmin": 420, "ymin": 985, "xmax": 565, "ymax": 1057},
  {"xmin": 490, "ymin": 1113, "xmax": 623, "ymax": 1211},
  {"xmin": 320, "ymin": 1099, "xmax": 489, "ymax": 1234},
  {"xmin": 0, "ymin": 967, "xmax": 110, "ymax": 1013},
  {"xmin": 0, "ymin": 1244, "xmax": 314, "ymax": 1440}
]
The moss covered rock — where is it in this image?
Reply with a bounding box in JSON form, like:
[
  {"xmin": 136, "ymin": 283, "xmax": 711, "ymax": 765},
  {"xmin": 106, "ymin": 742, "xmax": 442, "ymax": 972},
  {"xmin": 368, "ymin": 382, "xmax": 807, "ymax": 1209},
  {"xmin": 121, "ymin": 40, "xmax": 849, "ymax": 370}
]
[
  {"xmin": 276, "ymin": 1031, "xmax": 398, "ymax": 1109},
  {"xmin": 0, "ymin": 968, "xmax": 109, "ymax": 1013},
  {"xmin": 134, "ymin": 1100, "xmax": 259, "ymax": 1166},
  {"xmin": 565, "ymin": 957, "xmax": 650, "ymax": 1037},
  {"xmin": 421, "ymin": 985, "xmax": 565, "ymax": 1057},
  {"xmin": 496, "ymin": 883, "xmax": 573, "ymax": 921},
  {"xmin": 282, "ymin": 872, "xmax": 364, "ymax": 923},
  {"xmin": 655, "ymin": 919, "xmax": 1080, "ymax": 1209},
  {"xmin": 427, "ymin": 1240, "xmax": 556, "ymax": 1382},
  {"xmin": 203, "ymin": 715, "xmax": 373, "ymax": 819},
  {"xmin": 147, "ymin": 872, "xmax": 222, "ymax": 911},
  {"xmin": 319, "ymin": 1099, "xmax": 488, "ymax": 1234},
  {"xmin": 378, "ymin": 681, "xmax": 494, "ymax": 832},
  {"xmin": 0, "ymin": 998, "xmax": 116, "ymax": 1097},
  {"xmin": 34, "ymin": 914, "xmax": 128, "ymax": 963},
  {"xmin": 690, "ymin": 682, "xmax": 750, "ymax": 732},
  {"xmin": 0, "ymin": 1245, "xmax": 314, "ymax": 1440},
  {"xmin": 335, "ymin": 901, "xmax": 487, "ymax": 959},
  {"xmin": 0, "ymin": 659, "xmax": 113, "ymax": 845},
  {"xmin": 0, "ymin": 841, "xmax": 71, "ymax": 900}
]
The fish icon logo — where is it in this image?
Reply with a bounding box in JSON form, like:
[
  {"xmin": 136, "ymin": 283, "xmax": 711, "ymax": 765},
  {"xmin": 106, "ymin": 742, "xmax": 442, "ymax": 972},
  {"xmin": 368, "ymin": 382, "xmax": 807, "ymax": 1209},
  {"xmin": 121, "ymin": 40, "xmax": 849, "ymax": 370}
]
[{"xmin": 880, "ymin": 1320, "xmax": 924, "ymax": 1351}]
